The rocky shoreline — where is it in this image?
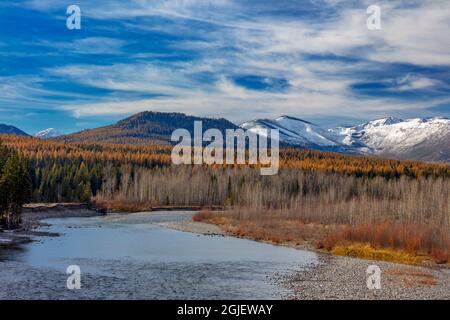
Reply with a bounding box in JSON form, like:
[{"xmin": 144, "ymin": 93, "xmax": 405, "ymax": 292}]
[{"xmin": 282, "ymin": 254, "xmax": 450, "ymax": 300}]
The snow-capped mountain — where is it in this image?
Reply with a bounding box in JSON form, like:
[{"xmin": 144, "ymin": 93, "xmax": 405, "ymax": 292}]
[
  {"xmin": 34, "ymin": 128, "xmax": 63, "ymax": 139},
  {"xmin": 240, "ymin": 115, "xmax": 355, "ymax": 153},
  {"xmin": 330, "ymin": 117, "xmax": 450, "ymax": 162},
  {"xmin": 241, "ymin": 115, "xmax": 449, "ymax": 162}
]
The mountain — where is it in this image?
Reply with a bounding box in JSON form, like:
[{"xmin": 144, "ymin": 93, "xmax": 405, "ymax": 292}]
[
  {"xmin": 241, "ymin": 115, "xmax": 450, "ymax": 162},
  {"xmin": 58, "ymin": 111, "xmax": 239, "ymax": 144},
  {"xmin": 240, "ymin": 115, "xmax": 356, "ymax": 153},
  {"xmin": 0, "ymin": 124, "xmax": 29, "ymax": 136},
  {"xmin": 35, "ymin": 128, "xmax": 63, "ymax": 139},
  {"xmin": 330, "ymin": 117, "xmax": 450, "ymax": 162},
  {"xmin": 57, "ymin": 111, "xmax": 449, "ymax": 162}
]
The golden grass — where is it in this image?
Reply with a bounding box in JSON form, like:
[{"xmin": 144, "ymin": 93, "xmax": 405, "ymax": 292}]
[{"xmin": 331, "ymin": 244, "xmax": 425, "ymax": 265}]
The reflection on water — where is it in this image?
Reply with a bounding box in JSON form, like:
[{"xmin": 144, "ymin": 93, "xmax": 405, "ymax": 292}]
[
  {"xmin": 0, "ymin": 211, "xmax": 317, "ymax": 299},
  {"xmin": 0, "ymin": 244, "xmax": 26, "ymax": 262}
]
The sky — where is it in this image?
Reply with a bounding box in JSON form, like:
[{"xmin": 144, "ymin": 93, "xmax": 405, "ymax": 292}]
[{"xmin": 0, "ymin": 0, "xmax": 449, "ymax": 134}]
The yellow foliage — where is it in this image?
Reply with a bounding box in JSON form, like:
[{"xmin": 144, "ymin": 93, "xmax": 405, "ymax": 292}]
[{"xmin": 331, "ymin": 244, "xmax": 426, "ymax": 265}]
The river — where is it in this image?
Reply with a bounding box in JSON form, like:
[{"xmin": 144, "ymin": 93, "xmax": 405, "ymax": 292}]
[{"xmin": 0, "ymin": 211, "xmax": 318, "ymax": 299}]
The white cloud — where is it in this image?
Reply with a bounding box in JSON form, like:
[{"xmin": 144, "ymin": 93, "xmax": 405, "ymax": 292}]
[
  {"xmin": 58, "ymin": 63, "xmax": 450, "ymax": 123},
  {"xmin": 367, "ymin": 0, "xmax": 450, "ymax": 65},
  {"xmin": 396, "ymin": 75, "xmax": 440, "ymax": 91},
  {"xmin": 23, "ymin": 0, "xmax": 450, "ymax": 66},
  {"xmin": 14, "ymin": 0, "xmax": 450, "ymax": 123}
]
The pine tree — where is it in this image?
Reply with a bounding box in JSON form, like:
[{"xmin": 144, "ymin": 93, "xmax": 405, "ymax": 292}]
[
  {"xmin": 76, "ymin": 181, "xmax": 92, "ymax": 203},
  {"xmin": 0, "ymin": 151, "xmax": 31, "ymax": 228}
]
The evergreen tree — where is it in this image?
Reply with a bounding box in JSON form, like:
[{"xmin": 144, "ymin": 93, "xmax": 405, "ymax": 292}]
[
  {"xmin": 0, "ymin": 150, "xmax": 31, "ymax": 228},
  {"xmin": 79, "ymin": 181, "xmax": 92, "ymax": 203}
]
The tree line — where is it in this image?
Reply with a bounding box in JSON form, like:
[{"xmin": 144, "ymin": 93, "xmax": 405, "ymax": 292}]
[
  {"xmin": 0, "ymin": 141, "xmax": 31, "ymax": 228},
  {"xmin": 0, "ymin": 134, "xmax": 449, "ymax": 207}
]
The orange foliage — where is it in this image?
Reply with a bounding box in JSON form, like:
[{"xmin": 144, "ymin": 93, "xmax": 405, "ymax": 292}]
[
  {"xmin": 2, "ymin": 135, "xmax": 448, "ymax": 179},
  {"xmin": 0, "ymin": 135, "xmax": 172, "ymax": 167}
]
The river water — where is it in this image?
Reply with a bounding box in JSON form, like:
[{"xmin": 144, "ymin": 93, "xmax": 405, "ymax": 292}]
[{"xmin": 0, "ymin": 211, "xmax": 317, "ymax": 299}]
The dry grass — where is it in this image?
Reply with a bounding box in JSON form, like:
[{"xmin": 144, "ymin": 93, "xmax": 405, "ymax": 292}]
[
  {"xmin": 319, "ymin": 222, "xmax": 450, "ymax": 264},
  {"xmin": 194, "ymin": 209, "xmax": 328, "ymax": 247}
]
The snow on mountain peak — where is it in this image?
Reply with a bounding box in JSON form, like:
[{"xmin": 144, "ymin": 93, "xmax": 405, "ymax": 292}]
[
  {"xmin": 275, "ymin": 115, "xmax": 313, "ymax": 124},
  {"xmin": 332, "ymin": 116, "xmax": 450, "ymax": 161},
  {"xmin": 366, "ymin": 116, "xmax": 403, "ymax": 127},
  {"xmin": 34, "ymin": 128, "xmax": 62, "ymax": 139},
  {"xmin": 240, "ymin": 115, "xmax": 354, "ymax": 152},
  {"xmin": 241, "ymin": 115, "xmax": 449, "ymax": 162}
]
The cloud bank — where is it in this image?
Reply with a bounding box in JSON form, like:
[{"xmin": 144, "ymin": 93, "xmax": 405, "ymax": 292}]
[{"xmin": 1, "ymin": 0, "xmax": 449, "ymax": 129}]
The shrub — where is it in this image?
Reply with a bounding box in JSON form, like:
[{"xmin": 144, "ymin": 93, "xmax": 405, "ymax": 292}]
[{"xmin": 192, "ymin": 209, "xmax": 212, "ymax": 222}]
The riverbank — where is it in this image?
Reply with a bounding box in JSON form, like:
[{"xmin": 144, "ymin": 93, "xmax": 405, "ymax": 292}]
[
  {"xmin": 2, "ymin": 207, "xmax": 449, "ymax": 299},
  {"xmin": 0, "ymin": 203, "xmax": 102, "ymax": 246},
  {"xmin": 93, "ymin": 199, "xmax": 223, "ymax": 213},
  {"xmin": 22, "ymin": 203, "xmax": 104, "ymax": 227},
  {"xmin": 160, "ymin": 212, "xmax": 450, "ymax": 299},
  {"xmin": 157, "ymin": 220, "xmax": 226, "ymax": 236}
]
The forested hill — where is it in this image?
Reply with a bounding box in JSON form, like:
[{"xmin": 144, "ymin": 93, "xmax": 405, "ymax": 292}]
[
  {"xmin": 56, "ymin": 111, "xmax": 239, "ymax": 144},
  {"xmin": 2, "ymin": 134, "xmax": 449, "ymax": 204},
  {"xmin": 0, "ymin": 124, "xmax": 29, "ymax": 136}
]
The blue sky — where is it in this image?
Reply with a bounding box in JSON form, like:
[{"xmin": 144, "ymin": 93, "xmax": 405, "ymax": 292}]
[{"xmin": 0, "ymin": 0, "xmax": 449, "ymax": 134}]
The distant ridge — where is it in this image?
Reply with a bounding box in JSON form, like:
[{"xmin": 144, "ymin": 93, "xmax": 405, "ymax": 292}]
[
  {"xmin": 57, "ymin": 111, "xmax": 239, "ymax": 144},
  {"xmin": 54, "ymin": 111, "xmax": 449, "ymax": 162},
  {"xmin": 242, "ymin": 115, "xmax": 450, "ymax": 162},
  {"xmin": 0, "ymin": 124, "xmax": 29, "ymax": 136}
]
